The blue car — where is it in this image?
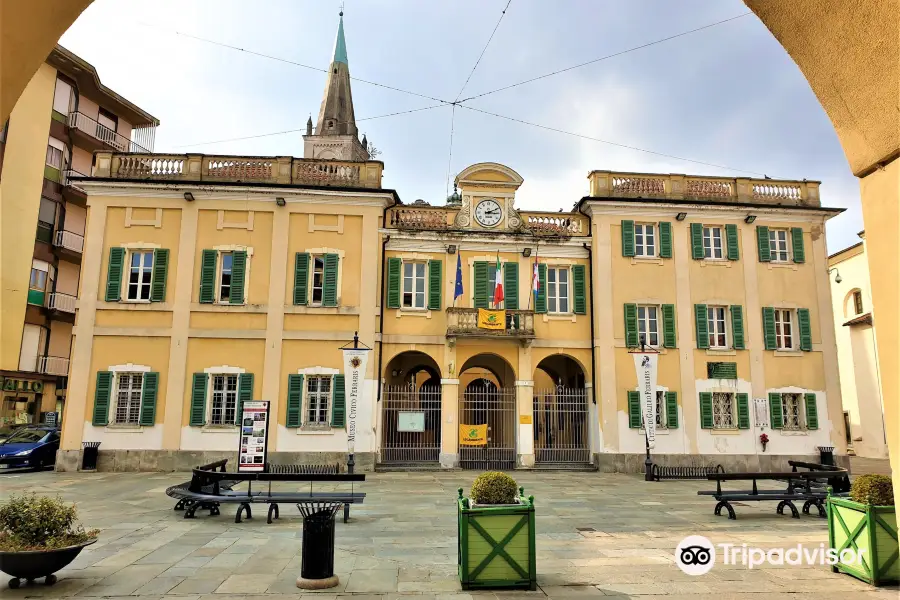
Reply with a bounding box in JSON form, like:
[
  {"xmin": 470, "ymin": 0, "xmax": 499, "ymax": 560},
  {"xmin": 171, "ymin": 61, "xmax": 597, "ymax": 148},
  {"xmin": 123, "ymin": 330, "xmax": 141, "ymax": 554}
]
[{"xmin": 0, "ymin": 426, "xmax": 60, "ymax": 471}]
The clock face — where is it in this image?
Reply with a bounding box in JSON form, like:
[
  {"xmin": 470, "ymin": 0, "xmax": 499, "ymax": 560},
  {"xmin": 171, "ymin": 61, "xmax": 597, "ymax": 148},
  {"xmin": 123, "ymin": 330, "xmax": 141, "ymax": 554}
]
[{"xmin": 474, "ymin": 199, "xmax": 503, "ymax": 227}]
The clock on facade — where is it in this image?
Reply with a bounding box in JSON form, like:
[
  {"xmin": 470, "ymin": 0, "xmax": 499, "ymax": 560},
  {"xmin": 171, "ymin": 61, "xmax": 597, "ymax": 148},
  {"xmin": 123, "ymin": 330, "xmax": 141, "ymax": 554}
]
[{"xmin": 474, "ymin": 199, "xmax": 503, "ymax": 227}]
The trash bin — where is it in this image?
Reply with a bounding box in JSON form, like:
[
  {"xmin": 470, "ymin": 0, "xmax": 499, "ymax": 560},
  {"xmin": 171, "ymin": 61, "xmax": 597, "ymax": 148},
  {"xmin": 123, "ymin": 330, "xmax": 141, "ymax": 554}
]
[
  {"xmin": 81, "ymin": 442, "xmax": 101, "ymax": 471},
  {"xmin": 818, "ymin": 445, "xmax": 835, "ymax": 466},
  {"xmin": 296, "ymin": 502, "xmax": 343, "ymax": 589}
]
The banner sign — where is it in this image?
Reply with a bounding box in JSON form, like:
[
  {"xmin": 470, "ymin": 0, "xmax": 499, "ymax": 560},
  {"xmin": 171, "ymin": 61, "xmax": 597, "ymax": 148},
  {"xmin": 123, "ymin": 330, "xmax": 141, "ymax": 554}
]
[
  {"xmin": 459, "ymin": 424, "xmax": 488, "ymax": 445},
  {"xmin": 238, "ymin": 400, "xmax": 270, "ymax": 472},
  {"xmin": 477, "ymin": 309, "xmax": 506, "ymax": 330},
  {"xmin": 397, "ymin": 411, "xmax": 425, "ymax": 432},
  {"xmin": 633, "ymin": 353, "xmax": 658, "ymax": 449},
  {"xmin": 342, "ymin": 347, "xmax": 370, "ymax": 454}
]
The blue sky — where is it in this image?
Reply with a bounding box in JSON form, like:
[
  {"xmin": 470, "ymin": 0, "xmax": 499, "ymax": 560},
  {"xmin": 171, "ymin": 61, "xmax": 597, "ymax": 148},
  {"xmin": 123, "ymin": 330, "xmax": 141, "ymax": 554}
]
[{"xmin": 60, "ymin": 0, "xmax": 862, "ymax": 253}]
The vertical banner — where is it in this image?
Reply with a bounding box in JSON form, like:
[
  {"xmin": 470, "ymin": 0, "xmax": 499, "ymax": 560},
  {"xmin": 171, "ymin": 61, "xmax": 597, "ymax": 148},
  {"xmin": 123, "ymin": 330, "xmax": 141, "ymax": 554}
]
[
  {"xmin": 237, "ymin": 400, "xmax": 270, "ymax": 472},
  {"xmin": 633, "ymin": 353, "xmax": 658, "ymax": 449},
  {"xmin": 342, "ymin": 348, "xmax": 370, "ymax": 454}
]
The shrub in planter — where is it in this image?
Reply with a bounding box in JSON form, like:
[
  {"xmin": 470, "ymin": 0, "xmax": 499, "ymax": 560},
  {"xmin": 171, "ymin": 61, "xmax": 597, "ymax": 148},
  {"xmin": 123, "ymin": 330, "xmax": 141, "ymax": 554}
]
[
  {"xmin": 0, "ymin": 494, "xmax": 99, "ymax": 588},
  {"xmin": 828, "ymin": 474, "xmax": 898, "ymax": 586},
  {"xmin": 457, "ymin": 472, "xmax": 536, "ymax": 591}
]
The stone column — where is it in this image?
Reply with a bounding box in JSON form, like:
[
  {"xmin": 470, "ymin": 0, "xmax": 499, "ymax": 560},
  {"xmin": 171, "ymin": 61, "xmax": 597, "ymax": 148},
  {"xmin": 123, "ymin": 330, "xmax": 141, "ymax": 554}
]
[
  {"xmin": 440, "ymin": 378, "xmax": 459, "ymax": 468},
  {"xmin": 515, "ymin": 380, "xmax": 535, "ymax": 468}
]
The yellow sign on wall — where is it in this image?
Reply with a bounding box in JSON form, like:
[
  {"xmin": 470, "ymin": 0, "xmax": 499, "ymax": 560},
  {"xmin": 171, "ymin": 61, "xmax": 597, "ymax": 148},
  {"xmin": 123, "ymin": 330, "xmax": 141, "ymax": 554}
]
[
  {"xmin": 459, "ymin": 424, "xmax": 488, "ymax": 446},
  {"xmin": 519, "ymin": 415, "xmax": 532, "ymax": 425},
  {"xmin": 477, "ymin": 309, "xmax": 506, "ymax": 330}
]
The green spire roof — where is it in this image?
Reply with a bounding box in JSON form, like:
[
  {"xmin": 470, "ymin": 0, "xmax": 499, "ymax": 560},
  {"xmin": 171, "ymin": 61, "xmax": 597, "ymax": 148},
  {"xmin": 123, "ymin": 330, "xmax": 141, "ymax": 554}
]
[{"xmin": 333, "ymin": 13, "xmax": 348, "ymax": 65}]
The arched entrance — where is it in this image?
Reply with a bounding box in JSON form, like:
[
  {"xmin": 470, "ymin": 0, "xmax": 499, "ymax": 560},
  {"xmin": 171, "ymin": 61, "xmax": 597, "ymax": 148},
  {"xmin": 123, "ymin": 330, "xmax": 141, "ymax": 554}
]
[
  {"xmin": 533, "ymin": 355, "xmax": 589, "ymax": 465},
  {"xmin": 458, "ymin": 353, "xmax": 516, "ymax": 470},
  {"xmin": 380, "ymin": 351, "xmax": 442, "ymax": 464}
]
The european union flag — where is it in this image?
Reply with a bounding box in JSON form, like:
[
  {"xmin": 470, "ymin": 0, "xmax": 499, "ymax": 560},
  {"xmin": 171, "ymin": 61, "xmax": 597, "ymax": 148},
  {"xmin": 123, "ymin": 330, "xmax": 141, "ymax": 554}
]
[{"xmin": 454, "ymin": 252, "xmax": 463, "ymax": 302}]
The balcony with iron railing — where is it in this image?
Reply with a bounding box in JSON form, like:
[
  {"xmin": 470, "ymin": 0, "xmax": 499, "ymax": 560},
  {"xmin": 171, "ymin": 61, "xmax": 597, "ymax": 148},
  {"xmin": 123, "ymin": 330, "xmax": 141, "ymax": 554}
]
[
  {"xmin": 67, "ymin": 112, "xmax": 151, "ymax": 153},
  {"xmin": 92, "ymin": 151, "xmax": 384, "ymax": 189},
  {"xmin": 48, "ymin": 292, "xmax": 77, "ymax": 314},
  {"xmin": 38, "ymin": 356, "xmax": 70, "ymax": 377},
  {"xmin": 53, "ymin": 230, "xmax": 84, "ymax": 261},
  {"xmin": 61, "ymin": 168, "xmax": 89, "ymax": 204},
  {"xmin": 446, "ymin": 307, "xmax": 535, "ymax": 340},
  {"xmin": 588, "ymin": 170, "xmax": 822, "ymax": 208}
]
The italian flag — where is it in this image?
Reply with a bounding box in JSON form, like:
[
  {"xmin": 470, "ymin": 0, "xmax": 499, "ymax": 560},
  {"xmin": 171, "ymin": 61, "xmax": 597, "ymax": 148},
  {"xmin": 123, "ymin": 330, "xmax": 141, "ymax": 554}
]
[{"xmin": 492, "ymin": 254, "xmax": 504, "ymax": 307}]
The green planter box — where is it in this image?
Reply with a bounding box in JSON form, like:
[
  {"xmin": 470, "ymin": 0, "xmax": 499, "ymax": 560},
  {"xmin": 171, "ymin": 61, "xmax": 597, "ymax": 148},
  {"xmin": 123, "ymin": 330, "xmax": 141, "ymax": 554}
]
[
  {"xmin": 457, "ymin": 487, "xmax": 536, "ymax": 591},
  {"xmin": 828, "ymin": 496, "xmax": 899, "ymax": 586}
]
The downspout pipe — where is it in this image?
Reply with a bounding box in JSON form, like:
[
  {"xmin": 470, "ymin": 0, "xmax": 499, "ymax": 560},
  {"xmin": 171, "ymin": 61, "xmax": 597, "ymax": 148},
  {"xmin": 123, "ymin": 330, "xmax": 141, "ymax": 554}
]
[
  {"xmin": 582, "ymin": 242, "xmax": 597, "ymax": 405},
  {"xmin": 376, "ymin": 232, "xmax": 390, "ymax": 402}
]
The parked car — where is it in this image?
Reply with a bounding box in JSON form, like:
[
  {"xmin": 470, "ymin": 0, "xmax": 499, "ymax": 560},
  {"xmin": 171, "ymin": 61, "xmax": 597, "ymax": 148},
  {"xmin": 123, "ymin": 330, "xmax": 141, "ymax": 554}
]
[
  {"xmin": 0, "ymin": 424, "xmax": 26, "ymax": 442},
  {"xmin": 0, "ymin": 426, "xmax": 60, "ymax": 471}
]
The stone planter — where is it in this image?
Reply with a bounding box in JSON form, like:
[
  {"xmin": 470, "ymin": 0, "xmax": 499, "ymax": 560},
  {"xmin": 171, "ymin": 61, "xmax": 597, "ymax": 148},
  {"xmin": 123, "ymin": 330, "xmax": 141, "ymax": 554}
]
[
  {"xmin": 827, "ymin": 495, "xmax": 899, "ymax": 586},
  {"xmin": 457, "ymin": 487, "xmax": 536, "ymax": 590}
]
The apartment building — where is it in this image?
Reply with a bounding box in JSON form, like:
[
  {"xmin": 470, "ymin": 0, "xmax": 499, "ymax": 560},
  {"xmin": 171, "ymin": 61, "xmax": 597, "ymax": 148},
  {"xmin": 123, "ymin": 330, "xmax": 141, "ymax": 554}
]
[{"xmin": 0, "ymin": 45, "xmax": 157, "ymax": 428}]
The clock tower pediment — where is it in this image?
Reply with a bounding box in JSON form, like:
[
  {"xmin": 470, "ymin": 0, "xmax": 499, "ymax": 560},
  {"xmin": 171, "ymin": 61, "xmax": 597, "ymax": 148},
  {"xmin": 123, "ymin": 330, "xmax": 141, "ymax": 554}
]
[{"xmin": 452, "ymin": 163, "xmax": 524, "ymax": 231}]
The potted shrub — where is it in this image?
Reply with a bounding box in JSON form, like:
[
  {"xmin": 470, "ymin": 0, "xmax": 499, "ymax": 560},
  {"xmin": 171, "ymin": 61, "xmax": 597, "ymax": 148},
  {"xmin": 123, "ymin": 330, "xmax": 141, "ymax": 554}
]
[
  {"xmin": 828, "ymin": 474, "xmax": 898, "ymax": 586},
  {"xmin": 0, "ymin": 493, "xmax": 98, "ymax": 588},
  {"xmin": 457, "ymin": 471, "xmax": 536, "ymax": 591}
]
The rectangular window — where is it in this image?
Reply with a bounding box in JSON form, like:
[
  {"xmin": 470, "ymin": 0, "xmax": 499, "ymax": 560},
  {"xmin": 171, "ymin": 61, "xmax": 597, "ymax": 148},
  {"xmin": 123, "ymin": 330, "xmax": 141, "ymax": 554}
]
[
  {"xmin": 45, "ymin": 140, "xmax": 64, "ymax": 169},
  {"xmin": 114, "ymin": 373, "xmax": 143, "ymax": 424},
  {"xmin": 769, "ymin": 229, "xmax": 790, "ymax": 262},
  {"xmin": 547, "ymin": 267, "xmax": 569, "ymax": 313},
  {"xmin": 707, "ymin": 306, "xmax": 728, "ymax": 349},
  {"xmin": 52, "ymin": 78, "xmax": 74, "ymax": 115},
  {"xmin": 781, "ymin": 393, "xmax": 803, "ymax": 430},
  {"xmin": 402, "ymin": 262, "xmax": 426, "ymax": 309},
  {"xmin": 29, "ymin": 261, "xmax": 49, "ymax": 294},
  {"xmin": 641, "ymin": 390, "xmax": 667, "ymax": 428},
  {"xmin": 218, "ymin": 252, "xmax": 233, "ymax": 303},
  {"xmin": 127, "ymin": 251, "xmax": 154, "ymax": 301},
  {"xmin": 634, "ymin": 223, "xmax": 656, "ymax": 257},
  {"xmin": 306, "ymin": 376, "xmax": 332, "ymax": 425},
  {"xmin": 703, "ymin": 226, "xmax": 724, "ymax": 259},
  {"xmin": 853, "ymin": 291, "xmax": 864, "ymax": 315},
  {"xmin": 712, "ymin": 392, "xmax": 736, "ymax": 429},
  {"xmin": 774, "ymin": 309, "xmax": 794, "ymax": 350},
  {"xmin": 36, "ymin": 197, "xmax": 56, "ymax": 243},
  {"xmin": 310, "ymin": 256, "xmax": 325, "ymax": 305},
  {"xmin": 210, "ymin": 374, "xmax": 238, "ymax": 425},
  {"xmin": 637, "ymin": 305, "xmax": 659, "ymax": 347},
  {"xmin": 97, "ymin": 108, "xmax": 117, "ymax": 137}
]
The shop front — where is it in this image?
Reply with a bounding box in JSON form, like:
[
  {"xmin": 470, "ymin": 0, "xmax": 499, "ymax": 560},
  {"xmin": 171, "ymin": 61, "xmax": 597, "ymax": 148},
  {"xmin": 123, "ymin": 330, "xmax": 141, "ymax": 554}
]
[{"xmin": 0, "ymin": 374, "xmax": 58, "ymax": 427}]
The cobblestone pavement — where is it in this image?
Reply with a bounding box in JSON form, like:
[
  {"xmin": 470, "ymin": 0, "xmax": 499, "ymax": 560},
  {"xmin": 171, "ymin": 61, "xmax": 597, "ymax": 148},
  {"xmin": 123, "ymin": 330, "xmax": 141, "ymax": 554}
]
[{"xmin": 0, "ymin": 470, "xmax": 897, "ymax": 600}]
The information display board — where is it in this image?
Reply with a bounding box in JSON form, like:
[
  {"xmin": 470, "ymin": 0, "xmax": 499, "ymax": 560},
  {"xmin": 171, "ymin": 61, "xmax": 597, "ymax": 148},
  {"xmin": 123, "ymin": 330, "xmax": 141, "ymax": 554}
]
[{"xmin": 237, "ymin": 400, "xmax": 270, "ymax": 472}]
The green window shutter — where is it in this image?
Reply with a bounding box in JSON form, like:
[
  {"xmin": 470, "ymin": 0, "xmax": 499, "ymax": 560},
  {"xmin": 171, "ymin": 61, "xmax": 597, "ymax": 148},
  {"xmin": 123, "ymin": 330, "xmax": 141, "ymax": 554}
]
[
  {"xmin": 294, "ymin": 252, "xmax": 309, "ymax": 305},
  {"xmin": 694, "ymin": 304, "xmax": 709, "ymax": 349},
  {"xmin": 92, "ymin": 371, "xmax": 113, "ymax": 426},
  {"xmin": 331, "ymin": 374, "xmax": 346, "ymax": 427},
  {"xmin": 798, "ymin": 308, "xmax": 812, "ymax": 351},
  {"xmin": 236, "ymin": 373, "xmax": 253, "ymax": 424},
  {"xmin": 804, "ymin": 393, "xmax": 818, "ymax": 429},
  {"xmin": 286, "ymin": 374, "xmax": 304, "ymax": 428},
  {"xmin": 386, "ymin": 257, "xmax": 401, "ymax": 308},
  {"xmin": 662, "ymin": 304, "xmax": 676, "ymax": 348},
  {"xmin": 139, "ymin": 372, "xmax": 159, "ymax": 426},
  {"xmin": 736, "ymin": 393, "xmax": 750, "ymax": 429},
  {"xmin": 503, "ymin": 261, "xmax": 518, "ymax": 310},
  {"xmin": 473, "ymin": 262, "xmax": 489, "ymax": 309},
  {"xmin": 624, "ymin": 303, "xmax": 638, "ymax": 348},
  {"xmin": 572, "ymin": 264, "xmax": 586, "ymax": 314},
  {"xmin": 105, "ymin": 247, "xmax": 125, "ymax": 301},
  {"xmin": 791, "ymin": 227, "xmax": 805, "ymax": 263},
  {"xmin": 762, "ymin": 307, "xmax": 777, "ymax": 350},
  {"xmin": 322, "ymin": 253, "xmax": 339, "ymax": 307},
  {"xmin": 199, "ymin": 250, "xmax": 217, "ymax": 303},
  {"xmin": 756, "ymin": 226, "xmax": 771, "ymax": 262},
  {"xmin": 535, "ymin": 264, "xmax": 547, "ymax": 313},
  {"xmin": 658, "ymin": 222, "xmax": 672, "ymax": 258},
  {"xmin": 730, "ymin": 305, "xmax": 745, "ymax": 350},
  {"xmin": 769, "ymin": 392, "xmax": 784, "ymax": 429},
  {"xmin": 229, "ymin": 250, "xmax": 247, "ymax": 305},
  {"xmin": 150, "ymin": 249, "xmax": 169, "ymax": 302},
  {"xmin": 725, "ymin": 224, "xmax": 739, "ymax": 260},
  {"xmin": 690, "ymin": 223, "xmax": 704, "ymax": 259},
  {"xmin": 666, "ymin": 391, "xmax": 678, "ymax": 429},
  {"xmin": 699, "ymin": 392, "xmax": 713, "ymax": 429},
  {"xmin": 627, "ymin": 391, "xmax": 641, "ymax": 428},
  {"xmin": 621, "ymin": 220, "xmax": 635, "ymax": 257},
  {"xmin": 190, "ymin": 373, "xmax": 208, "ymax": 426},
  {"xmin": 429, "ymin": 259, "xmax": 443, "ymax": 310}
]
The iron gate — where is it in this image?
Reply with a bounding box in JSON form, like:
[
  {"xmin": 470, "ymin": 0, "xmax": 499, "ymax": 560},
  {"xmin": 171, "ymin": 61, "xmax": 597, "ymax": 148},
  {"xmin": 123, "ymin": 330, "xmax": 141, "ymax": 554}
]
[
  {"xmin": 533, "ymin": 387, "xmax": 590, "ymax": 464},
  {"xmin": 380, "ymin": 384, "xmax": 442, "ymax": 463},
  {"xmin": 458, "ymin": 381, "xmax": 516, "ymax": 470}
]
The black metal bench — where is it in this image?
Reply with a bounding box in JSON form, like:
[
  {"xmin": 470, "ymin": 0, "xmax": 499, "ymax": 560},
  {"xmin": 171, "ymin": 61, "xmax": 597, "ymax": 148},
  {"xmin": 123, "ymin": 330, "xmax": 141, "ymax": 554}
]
[
  {"xmin": 166, "ymin": 461, "xmax": 365, "ymax": 524},
  {"xmin": 787, "ymin": 460, "xmax": 851, "ymax": 493},
  {"xmin": 698, "ymin": 467, "xmax": 850, "ymax": 520}
]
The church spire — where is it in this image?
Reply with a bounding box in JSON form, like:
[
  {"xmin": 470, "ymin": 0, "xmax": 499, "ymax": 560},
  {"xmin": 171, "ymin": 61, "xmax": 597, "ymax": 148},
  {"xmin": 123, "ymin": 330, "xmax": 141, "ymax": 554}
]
[{"xmin": 333, "ymin": 11, "xmax": 348, "ymax": 65}]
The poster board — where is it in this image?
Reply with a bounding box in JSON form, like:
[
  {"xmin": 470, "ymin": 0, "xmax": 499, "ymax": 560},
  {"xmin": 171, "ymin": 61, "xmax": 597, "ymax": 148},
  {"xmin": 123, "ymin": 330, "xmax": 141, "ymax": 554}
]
[
  {"xmin": 237, "ymin": 400, "xmax": 270, "ymax": 472},
  {"xmin": 397, "ymin": 411, "xmax": 425, "ymax": 432}
]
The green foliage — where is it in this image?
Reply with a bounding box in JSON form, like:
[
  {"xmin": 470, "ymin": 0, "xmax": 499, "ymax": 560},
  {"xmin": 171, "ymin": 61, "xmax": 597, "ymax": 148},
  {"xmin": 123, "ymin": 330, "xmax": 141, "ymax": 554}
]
[
  {"xmin": 0, "ymin": 493, "xmax": 98, "ymax": 551},
  {"xmin": 849, "ymin": 474, "xmax": 895, "ymax": 506},
  {"xmin": 471, "ymin": 471, "xmax": 518, "ymax": 505}
]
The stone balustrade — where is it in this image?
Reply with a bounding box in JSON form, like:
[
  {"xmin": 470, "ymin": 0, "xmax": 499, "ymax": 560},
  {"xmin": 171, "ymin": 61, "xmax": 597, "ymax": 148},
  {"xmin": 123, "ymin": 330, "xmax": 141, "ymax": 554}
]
[
  {"xmin": 389, "ymin": 207, "xmax": 452, "ymax": 229},
  {"xmin": 588, "ymin": 170, "xmax": 821, "ymax": 207},
  {"xmin": 446, "ymin": 308, "xmax": 535, "ymax": 339},
  {"xmin": 522, "ymin": 213, "xmax": 588, "ymax": 236},
  {"xmin": 92, "ymin": 152, "xmax": 384, "ymax": 189}
]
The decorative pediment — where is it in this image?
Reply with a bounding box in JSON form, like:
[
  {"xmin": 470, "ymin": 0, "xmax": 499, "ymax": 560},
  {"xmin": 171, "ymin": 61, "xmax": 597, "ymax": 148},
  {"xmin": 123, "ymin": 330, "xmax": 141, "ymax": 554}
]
[{"xmin": 455, "ymin": 162, "xmax": 524, "ymax": 190}]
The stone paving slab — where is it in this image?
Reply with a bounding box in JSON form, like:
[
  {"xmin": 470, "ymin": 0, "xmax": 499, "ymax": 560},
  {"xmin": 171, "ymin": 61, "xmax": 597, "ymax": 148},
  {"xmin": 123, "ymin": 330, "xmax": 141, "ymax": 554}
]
[{"xmin": 0, "ymin": 470, "xmax": 898, "ymax": 599}]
